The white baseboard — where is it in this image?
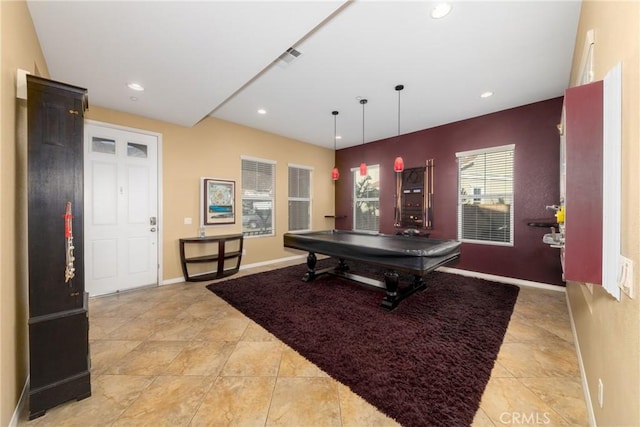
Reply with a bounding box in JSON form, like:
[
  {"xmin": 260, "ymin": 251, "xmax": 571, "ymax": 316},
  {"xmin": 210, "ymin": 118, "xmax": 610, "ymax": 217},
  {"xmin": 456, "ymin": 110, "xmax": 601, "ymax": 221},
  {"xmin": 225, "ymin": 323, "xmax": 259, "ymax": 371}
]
[
  {"xmin": 436, "ymin": 266, "xmax": 566, "ymax": 292},
  {"xmin": 9, "ymin": 376, "xmax": 29, "ymax": 427},
  {"xmin": 565, "ymin": 292, "xmax": 597, "ymax": 427},
  {"xmin": 239, "ymin": 255, "xmax": 306, "ymax": 271},
  {"xmin": 162, "ymin": 254, "xmax": 306, "ymax": 286}
]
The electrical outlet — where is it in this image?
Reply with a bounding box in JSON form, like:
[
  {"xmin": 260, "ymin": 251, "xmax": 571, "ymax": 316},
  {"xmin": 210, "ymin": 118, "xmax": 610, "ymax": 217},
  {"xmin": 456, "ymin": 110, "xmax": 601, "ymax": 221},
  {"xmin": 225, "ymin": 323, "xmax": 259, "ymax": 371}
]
[
  {"xmin": 618, "ymin": 256, "xmax": 635, "ymax": 299},
  {"xmin": 598, "ymin": 378, "xmax": 604, "ymax": 408},
  {"xmin": 184, "ymin": 217, "xmax": 192, "ymax": 225}
]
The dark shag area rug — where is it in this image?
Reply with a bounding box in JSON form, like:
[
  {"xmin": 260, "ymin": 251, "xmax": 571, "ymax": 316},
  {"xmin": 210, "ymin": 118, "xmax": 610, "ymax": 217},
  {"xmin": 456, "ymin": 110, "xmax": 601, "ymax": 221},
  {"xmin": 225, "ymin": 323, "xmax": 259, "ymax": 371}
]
[{"xmin": 207, "ymin": 259, "xmax": 519, "ymax": 427}]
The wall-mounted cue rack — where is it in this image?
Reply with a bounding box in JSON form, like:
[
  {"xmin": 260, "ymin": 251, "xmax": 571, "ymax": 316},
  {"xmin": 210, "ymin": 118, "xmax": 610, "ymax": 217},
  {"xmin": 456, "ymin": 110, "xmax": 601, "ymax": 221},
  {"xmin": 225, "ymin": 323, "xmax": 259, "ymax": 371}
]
[{"xmin": 395, "ymin": 159, "xmax": 434, "ymax": 229}]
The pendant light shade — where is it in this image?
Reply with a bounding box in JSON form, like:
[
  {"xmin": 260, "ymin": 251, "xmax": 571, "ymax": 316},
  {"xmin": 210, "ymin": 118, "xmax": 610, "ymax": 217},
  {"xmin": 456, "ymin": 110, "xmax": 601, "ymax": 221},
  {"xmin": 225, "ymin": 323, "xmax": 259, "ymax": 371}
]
[
  {"xmin": 394, "ymin": 156, "xmax": 405, "ymax": 172},
  {"xmin": 359, "ymin": 98, "xmax": 368, "ymax": 176},
  {"xmin": 394, "ymin": 84, "xmax": 405, "ymax": 173},
  {"xmin": 332, "ymin": 167, "xmax": 340, "ymax": 180},
  {"xmin": 331, "ymin": 111, "xmax": 339, "ymax": 181}
]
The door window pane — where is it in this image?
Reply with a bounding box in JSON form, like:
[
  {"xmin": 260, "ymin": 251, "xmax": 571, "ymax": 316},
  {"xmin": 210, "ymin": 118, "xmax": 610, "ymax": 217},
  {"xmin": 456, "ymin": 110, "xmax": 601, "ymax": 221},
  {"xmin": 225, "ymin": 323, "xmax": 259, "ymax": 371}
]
[
  {"xmin": 92, "ymin": 137, "xmax": 116, "ymax": 154},
  {"xmin": 127, "ymin": 142, "xmax": 148, "ymax": 158}
]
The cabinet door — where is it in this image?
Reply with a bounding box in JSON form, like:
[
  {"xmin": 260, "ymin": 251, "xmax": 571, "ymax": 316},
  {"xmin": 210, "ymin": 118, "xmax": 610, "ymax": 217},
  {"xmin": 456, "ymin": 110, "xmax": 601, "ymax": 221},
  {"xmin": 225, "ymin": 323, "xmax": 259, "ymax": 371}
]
[
  {"xmin": 27, "ymin": 76, "xmax": 87, "ymax": 316},
  {"xmin": 564, "ymin": 81, "xmax": 603, "ymax": 284}
]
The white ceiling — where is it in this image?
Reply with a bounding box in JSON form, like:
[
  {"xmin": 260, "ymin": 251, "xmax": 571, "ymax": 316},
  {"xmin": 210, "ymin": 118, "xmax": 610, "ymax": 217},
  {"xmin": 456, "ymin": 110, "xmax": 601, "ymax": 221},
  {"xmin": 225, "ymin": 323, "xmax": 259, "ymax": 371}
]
[{"xmin": 27, "ymin": 1, "xmax": 581, "ymax": 150}]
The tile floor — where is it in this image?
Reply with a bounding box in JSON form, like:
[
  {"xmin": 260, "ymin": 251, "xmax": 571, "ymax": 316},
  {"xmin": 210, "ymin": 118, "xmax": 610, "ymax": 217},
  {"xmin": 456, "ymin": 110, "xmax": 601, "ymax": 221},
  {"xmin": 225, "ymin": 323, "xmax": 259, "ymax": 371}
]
[{"xmin": 19, "ymin": 259, "xmax": 588, "ymax": 426}]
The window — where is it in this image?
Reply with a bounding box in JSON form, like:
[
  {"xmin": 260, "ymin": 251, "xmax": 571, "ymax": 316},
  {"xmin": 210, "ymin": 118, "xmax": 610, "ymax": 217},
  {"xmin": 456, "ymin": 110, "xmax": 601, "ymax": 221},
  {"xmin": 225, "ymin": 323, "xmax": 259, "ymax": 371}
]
[
  {"xmin": 353, "ymin": 165, "xmax": 380, "ymax": 232},
  {"xmin": 288, "ymin": 165, "xmax": 312, "ymax": 231},
  {"xmin": 456, "ymin": 145, "xmax": 514, "ymax": 245},
  {"xmin": 241, "ymin": 157, "xmax": 275, "ymax": 236}
]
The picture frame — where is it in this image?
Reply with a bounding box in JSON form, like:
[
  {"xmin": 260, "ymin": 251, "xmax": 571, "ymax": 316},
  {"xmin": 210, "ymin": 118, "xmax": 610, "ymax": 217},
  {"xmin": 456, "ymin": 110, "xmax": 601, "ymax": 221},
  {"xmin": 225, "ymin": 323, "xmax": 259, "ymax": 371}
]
[{"xmin": 201, "ymin": 178, "xmax": 235, "ymax": 226}]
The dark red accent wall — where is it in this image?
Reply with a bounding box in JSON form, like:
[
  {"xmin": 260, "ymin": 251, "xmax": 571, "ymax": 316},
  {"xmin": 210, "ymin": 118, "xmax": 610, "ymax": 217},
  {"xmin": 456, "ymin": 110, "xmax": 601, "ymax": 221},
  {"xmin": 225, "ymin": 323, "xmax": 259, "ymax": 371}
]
[{"xmin": 335, "ymin": 97, "xmax": 564, "ymax": 285}]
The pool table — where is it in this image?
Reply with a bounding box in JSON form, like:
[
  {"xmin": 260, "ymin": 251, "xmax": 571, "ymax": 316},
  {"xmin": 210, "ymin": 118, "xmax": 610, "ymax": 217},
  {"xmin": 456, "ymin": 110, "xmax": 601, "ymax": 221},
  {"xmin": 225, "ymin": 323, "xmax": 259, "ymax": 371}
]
[{"xmin": 283, "ymin": 230, "xmax": 461, "ymax": 310}]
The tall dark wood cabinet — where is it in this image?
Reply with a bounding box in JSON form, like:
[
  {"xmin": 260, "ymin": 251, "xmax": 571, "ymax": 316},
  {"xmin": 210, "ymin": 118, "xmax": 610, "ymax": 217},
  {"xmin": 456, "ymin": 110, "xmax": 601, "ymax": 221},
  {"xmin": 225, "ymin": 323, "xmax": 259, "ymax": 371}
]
[{"xmin": 27, "ymin": 75, "xmax": 91, "ymax": 419}]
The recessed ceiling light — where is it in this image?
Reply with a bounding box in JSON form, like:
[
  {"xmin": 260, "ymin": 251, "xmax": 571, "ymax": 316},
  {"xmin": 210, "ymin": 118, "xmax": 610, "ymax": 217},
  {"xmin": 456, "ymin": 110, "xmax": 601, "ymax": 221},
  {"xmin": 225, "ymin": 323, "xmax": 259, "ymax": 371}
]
[
  {"xmin": 336, "ymin": 136, "xmax": 342, "ymax": 140},
  {"xmin": 257, "ymin": 109, "xmax": 267, "ymax": 115},
  {"xmin": 127, "ymin": 82, "xmax": 144, "ymax": 91},
  {"xmin": 480, "ymin": 91, "xmax": 494, "ymax": 98},
  {"xmin": 431, "ymin": 3, "xmax": 452, "ymax": 19},
  {"xmin": 129, "ymin": 96, "xmax": 138, "ymax": 102}
]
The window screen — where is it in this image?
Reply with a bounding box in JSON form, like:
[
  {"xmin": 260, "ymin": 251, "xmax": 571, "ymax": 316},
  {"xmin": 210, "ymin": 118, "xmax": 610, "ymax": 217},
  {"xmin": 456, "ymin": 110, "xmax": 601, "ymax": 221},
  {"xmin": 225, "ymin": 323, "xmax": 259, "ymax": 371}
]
[{"xmin": 456, "ymin": 145, "xmax": 514, "ymax": 245}]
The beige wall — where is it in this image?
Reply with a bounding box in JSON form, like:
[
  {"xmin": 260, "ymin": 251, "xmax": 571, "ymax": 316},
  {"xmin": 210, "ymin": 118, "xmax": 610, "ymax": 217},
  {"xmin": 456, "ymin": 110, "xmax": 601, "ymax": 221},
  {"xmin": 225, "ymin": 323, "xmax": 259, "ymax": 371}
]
[
  {"xmin": 84, "ymin": 107, "xmax": 336, "ymax": 281},
  {"xmin": 566, "ymin": 2, "xmax": 640, "ymax": 426},
  {"xmin": 0, "ymin": 1, "xmax": 49, "ymax": 425}
]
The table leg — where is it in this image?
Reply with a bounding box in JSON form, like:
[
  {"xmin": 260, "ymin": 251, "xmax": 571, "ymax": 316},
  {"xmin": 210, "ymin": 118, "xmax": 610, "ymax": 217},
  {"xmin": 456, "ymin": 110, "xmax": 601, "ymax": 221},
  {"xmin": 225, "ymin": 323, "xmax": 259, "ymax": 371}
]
[
  {"xmin": 381, "ymin": 272, "xmax": 427, "ymax": 310},
  {"xmin": 302, "ymin": 252, "xmax": 317, "ymax": 282},
  {"xmin": 336, "ymin": 258, "xmax": 349, "ymax": 272},
  {"xmin": 381, "ymin": 270, "xmax": 400, "ymax": 310}
]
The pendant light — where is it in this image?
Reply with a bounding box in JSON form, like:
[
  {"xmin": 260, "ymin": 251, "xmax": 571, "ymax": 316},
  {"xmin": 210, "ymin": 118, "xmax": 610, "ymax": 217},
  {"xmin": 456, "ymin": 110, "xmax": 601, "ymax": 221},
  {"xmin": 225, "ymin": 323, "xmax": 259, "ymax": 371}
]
[
  {"xmin": 331, "ymin": 111, "xmax": 340, "ymax": 180},
  {"xmin": 394, "ymin": 84, "xmax": 405, "ymax": 173},
  {"xmin": 359, "ymin": 98, "xmax": 368, "ymax": 176}
]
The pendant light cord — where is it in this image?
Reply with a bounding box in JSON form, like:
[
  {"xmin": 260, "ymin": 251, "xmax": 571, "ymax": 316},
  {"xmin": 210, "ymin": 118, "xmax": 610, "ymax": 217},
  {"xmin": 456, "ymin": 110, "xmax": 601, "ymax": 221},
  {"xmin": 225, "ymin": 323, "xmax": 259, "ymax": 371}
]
[
  {"xmin": 360, "ymin": 99, "xmax": 367, "ymax": 145},
  {"xmin": 396, "ymin": 84, "xmax": 404, "ymax": 137},
  {"xmin": 332, "ymin": 111, "xmax": 338, "ymax": 150}
]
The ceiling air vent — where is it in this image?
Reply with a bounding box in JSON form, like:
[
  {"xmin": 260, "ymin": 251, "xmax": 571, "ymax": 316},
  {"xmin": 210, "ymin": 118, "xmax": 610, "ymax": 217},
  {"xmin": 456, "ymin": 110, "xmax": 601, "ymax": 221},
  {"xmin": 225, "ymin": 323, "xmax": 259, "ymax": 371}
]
[{"xmin": 277, "ymin": 47, "xmax": 302, "ymax": 67}]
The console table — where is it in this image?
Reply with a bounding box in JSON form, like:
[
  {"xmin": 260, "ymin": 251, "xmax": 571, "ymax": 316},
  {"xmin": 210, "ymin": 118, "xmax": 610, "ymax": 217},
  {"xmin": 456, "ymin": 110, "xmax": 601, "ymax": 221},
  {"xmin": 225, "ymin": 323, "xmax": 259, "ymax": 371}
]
[{"xmin": 179, "ymin": 234, "xmax": 243, "ymax": 281}]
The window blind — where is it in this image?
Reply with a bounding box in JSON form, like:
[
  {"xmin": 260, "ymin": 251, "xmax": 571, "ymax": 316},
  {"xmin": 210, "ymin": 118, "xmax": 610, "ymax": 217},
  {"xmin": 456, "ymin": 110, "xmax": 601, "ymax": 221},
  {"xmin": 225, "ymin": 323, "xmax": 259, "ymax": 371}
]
[
  {"xmin": 288, "ymin": 166, "xmax": 311, "ymax": 231},
  {"xmin": 456, "ymin": 145, "xmax": 514, "ymax": 245},
  {"xmin": 241, "ymin": 158, "xmax": 275, "ymax": 236}
]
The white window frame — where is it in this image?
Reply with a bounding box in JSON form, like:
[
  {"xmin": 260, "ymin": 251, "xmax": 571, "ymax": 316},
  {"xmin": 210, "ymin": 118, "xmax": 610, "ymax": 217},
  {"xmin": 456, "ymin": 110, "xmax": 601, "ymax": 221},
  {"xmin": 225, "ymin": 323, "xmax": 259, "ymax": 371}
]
[
  {"xmin": 352, "ymin": 164, "xmax": 380, "ymax": 233},
  {"xmin": 456, "ymin": 145, "xmax": 515, "ymax": 246},
  {"xmin": 241, "ymin": 155, "xmax": 276, "ymax": 238},
  {"xmin": 287, "ymin": 163, "xmax": 313, "ymax": 232}
]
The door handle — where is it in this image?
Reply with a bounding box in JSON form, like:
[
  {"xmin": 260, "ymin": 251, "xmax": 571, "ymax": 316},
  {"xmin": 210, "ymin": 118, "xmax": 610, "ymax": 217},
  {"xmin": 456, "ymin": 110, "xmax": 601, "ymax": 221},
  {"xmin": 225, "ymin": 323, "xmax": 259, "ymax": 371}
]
[{"xmin": 150, "ymin": 227, "xmax": 156, "ymax": 232}]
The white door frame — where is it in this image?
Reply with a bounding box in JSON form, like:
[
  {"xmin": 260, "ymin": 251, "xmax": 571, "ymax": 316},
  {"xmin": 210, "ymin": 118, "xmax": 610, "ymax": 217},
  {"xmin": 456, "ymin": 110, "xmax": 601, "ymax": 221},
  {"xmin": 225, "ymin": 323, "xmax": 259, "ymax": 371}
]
[{"xmin": 84, "ymin": 119, "xmax": 163, "ymax": 289}]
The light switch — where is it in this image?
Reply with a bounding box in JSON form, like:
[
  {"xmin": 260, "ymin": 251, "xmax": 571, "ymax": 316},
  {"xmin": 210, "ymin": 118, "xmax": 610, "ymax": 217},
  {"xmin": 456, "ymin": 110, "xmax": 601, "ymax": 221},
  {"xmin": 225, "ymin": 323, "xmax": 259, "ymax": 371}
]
[{"xmin": 184, "ymin": 217, "xmax": 192, "ymax": 225}]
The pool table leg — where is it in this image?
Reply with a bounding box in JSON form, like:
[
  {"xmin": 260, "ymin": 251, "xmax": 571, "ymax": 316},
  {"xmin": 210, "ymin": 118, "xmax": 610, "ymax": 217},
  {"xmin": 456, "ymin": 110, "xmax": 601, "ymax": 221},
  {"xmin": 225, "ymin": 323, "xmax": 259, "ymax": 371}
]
[
  {"xmin": 336, "ymin": 258, "xmax": 349, "ymax": 272},
  {"xmin": 302, "ymin": 252, "xmax": 317, "ymax": 282},
  {"xmin": 381, "ymin": 272, "xmax": 428, "ymax": 310},
  {"xmin": 381, "ymin": 270, "xmax": 400, "ymax": 310}
]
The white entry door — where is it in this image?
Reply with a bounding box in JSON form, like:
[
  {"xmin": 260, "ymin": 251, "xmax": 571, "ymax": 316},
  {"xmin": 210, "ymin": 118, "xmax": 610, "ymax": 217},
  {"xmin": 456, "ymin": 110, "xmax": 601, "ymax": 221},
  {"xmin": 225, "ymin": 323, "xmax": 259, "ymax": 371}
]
[{"xmin": 84, "ymin": 123, "xmax": 159, "ymax": 296}]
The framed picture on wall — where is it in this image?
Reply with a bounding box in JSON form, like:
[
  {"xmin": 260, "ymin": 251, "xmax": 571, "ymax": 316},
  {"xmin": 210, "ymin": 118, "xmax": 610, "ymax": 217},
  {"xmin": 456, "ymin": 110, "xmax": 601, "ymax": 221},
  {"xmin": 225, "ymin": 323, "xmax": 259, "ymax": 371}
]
[{"xmin": 201, "ymin": 178, "xmax": 235, "ymax": 226}]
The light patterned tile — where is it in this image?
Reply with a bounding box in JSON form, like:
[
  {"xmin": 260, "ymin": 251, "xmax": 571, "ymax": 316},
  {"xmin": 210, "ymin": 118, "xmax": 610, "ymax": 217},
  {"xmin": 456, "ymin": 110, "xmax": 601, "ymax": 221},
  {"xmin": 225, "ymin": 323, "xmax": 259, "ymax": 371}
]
[
  {"xmin": 89, "ymin": 339, "xmax": 142, "ymax": 375},
  {"xmin": 113, "ymin": 376, "xmax": 212, "ymax": 426},
  {"xmin": 164, "ymin": 340, "xmax": 236, "ymax": 376},
  {"xmin": 519, "ymin": 377, "xmax": 588, "ymax": 426},
  {"xmin": 472, "ymin": 407, "xmax": 497, "ymax": 427},
  {"xmin": 20, "ymin": 375, "xmax": 154, "ymax": 427},
  {"xmin": 278, "ymin": 347, "xmax": 329, "ymax": 378},
  {"xmin": 266, "ymin": 377, "xmax": 341, "ymax": 426},
  {"xmin": 221, "ymin": 341, "xmax": 283, "ymax": 377},
  {"xmin": 190, "ymin": 376, "xmax": 276, "ymax": 426},
  {"xmin": 103, "ymin": 340, "xmax": 187, "ymax": 375},
  {"xmin": 497, "ymin": 340, "xmax": 580, "ymax": 379},
  {"xmin": 479, "ymin": 377, "xmax": 569, "ymax": 426},
  {"xmin": 195, "ymin": 315, "xmax": 250, "ymax": 341},
  {"xmin": 241, "ymin": 322, "xmax": 280, "ymax": 342},
  {"xmin": 337, "ymin": 383, "xmax": 400, "ymax": 427}
]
